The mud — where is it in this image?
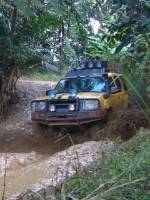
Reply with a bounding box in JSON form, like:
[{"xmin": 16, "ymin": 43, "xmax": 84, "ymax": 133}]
[
  {"xmin": 0, "ymin": 80, "xmax": 105, "ymax": 198},
  {"xmin": 106, "ymin": 109, "xmax": 149, "ymax": 140},
  {"xmin": 0, "ymin": 79, "xmax": 149, "ymax": 199}
]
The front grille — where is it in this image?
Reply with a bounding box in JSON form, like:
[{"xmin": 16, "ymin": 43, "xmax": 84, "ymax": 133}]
[{"xmin": 48, "ymin": 99, "xmax": 77, "ymax": 112}]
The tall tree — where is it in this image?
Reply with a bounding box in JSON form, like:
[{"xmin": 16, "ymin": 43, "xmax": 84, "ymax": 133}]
[
  {"xmin": 0, "ymin": 0, "xmax": 100, "ymax": 116},
  {"xmin": 0, "ymin": 0, "xmax": 60, "ymax": 116}
]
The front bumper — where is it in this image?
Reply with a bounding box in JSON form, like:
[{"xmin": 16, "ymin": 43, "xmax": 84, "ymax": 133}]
[{"xmin": 31, "ymin": 110, "xmax": 106, "ymax": 126}]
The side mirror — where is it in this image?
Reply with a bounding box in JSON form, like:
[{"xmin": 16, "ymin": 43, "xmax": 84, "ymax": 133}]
[
  {"xmin": 103, "ymin": 93, "xmax": 110, "ymax": 99},
  {"xmin": 46, "ymin": 89, "xmax": 55, "ymax": 98}
]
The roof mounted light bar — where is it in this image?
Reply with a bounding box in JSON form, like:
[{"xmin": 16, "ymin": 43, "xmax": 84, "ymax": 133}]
[
  {"xmin": 65, "ymin": 60, "xmax": 109, "ymax": 78},
  {"xmin": 79, "ymin": 60, "xmax": 108, "ymax": 72}
]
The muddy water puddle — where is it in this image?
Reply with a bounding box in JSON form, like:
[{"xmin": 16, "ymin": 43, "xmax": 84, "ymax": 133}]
[
  {"xmin": 0, "ymin": 127, "xmax": 93, "ymax": 198},
  {"xmin": 0, "ymin": 139, "xmax": 104, "ymax": 199},
  {"xmin": 0, "ymin": 130, "xmax": 70, "ymax": 198},
  {"xmin": 0, "ymin": 156, "xmax": 57, "ymax": 199},
  {"xmin": 0, "ymin": 149, "xmax": 66, "ymax": 198}
]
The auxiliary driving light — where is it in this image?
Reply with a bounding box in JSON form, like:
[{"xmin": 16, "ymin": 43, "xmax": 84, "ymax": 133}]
[
  {"xmin": 68, "ymin": 104, "xmax": 75, "ymax": 111},
  {"xmin": 88, "ymin": 61, "xmax": 93, "ymax": 68},
  {"xmin": 49, "ymin": 105, "xmax": 55, "ymax": 112},
  {"xmin": 96, "ymin": 60, "xmax": 102, "ymax": 68}
]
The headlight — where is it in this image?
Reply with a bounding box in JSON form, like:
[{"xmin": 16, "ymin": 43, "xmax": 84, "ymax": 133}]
[
  {"xmin": 68, "ymin": 104, "xmax": 75, "ymax": 111},
  {"xmin": 31, "ymin": 101, "xmax": 46, "ymax": 112},
  {"xmin": 49, "ymin": 105, "xmax": 55, "ymax": 112},
  {"xmin": 37, "ymin": 102, "xmax": 46, "ymax": 111},
  {"xmin": 82, "ymin": 100, "xmax": 99, "ymax": 111}
]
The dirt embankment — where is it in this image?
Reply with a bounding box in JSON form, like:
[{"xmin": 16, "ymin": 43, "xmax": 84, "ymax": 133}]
[{"xmin": 0, "ymin": 79, "xmax": 149, "ymax": 199}]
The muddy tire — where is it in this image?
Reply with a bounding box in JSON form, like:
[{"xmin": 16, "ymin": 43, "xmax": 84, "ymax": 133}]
[
  {"xmin": 88, "ymin": 123, "xmax": 105, "ymax": 141},
  {"xmin": 32, "ymin": 122, "xmax": 54, "ymax": 140}
]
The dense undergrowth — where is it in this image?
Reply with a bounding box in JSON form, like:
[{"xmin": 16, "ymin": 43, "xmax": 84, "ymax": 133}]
[{"xmin": 64, "ymin": 129, "xmax": 150, "ymax": 200}]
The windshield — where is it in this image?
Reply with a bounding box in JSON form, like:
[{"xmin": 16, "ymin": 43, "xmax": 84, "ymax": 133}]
[{"xmin": 55, "ymin": 76, "xmax": 106, "ymax": 93}]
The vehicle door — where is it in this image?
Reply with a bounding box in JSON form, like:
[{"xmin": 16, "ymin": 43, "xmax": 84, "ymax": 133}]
[
  {"xmin": 107, "ymin": 76, "xmax": 125, "ymax": 110},
  {"xmin": 119, "ymin": 75, "xmax": 129, "ymax": 108}
]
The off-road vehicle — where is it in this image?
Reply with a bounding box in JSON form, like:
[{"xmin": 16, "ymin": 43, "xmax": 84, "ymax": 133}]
[{"xmin": 31, "ymin": 60, "xmax": 129, "ymax": 135}]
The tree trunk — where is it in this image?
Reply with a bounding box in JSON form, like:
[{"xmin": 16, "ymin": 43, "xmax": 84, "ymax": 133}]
[
  {"xmin": 0, "ymin": 57, "xmax": 17, "ymax": 119},
  {"xmin": 59, "ymin": 21, "xmax": 65, "ymax": 70}
]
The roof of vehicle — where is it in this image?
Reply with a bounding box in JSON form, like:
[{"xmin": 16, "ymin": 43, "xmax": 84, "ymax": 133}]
[
  {"xmin": 64, "ymin": 60, "xmax": 120, "ymax": 78},
  {"xmin": 64, "ymin": 68, "xmax": 119, "ymax": 78}
]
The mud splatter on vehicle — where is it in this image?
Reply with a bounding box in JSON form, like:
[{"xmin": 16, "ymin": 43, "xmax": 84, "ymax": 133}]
[{"xmin": 31, "ymin": 60, "xmax": 129, "ymax": 137}]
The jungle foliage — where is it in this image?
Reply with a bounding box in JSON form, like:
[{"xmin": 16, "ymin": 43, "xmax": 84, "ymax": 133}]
[
  {"xmin": 85, "ymin": 0, "xmax": 150, "ymax": 112},
  {"xmin": 0, "ymin": 0, "xmax": 150, "ymax": 116},
  {"xmin": 64, "ymin": 129, "xmax": 150, "ymax": 200}
]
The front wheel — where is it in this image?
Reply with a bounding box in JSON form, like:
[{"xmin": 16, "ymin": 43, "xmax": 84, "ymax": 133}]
[
  {"xmin": 32, "ymin": 122, "xmax": 54, "ymax": 139},
  {"xmin": 88, "ymin": 123, "xmax": 105, "ymax": 141}
]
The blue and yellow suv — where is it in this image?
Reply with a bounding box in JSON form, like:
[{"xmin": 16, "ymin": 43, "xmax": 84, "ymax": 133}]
[{"xmin": 31, "ymin": 60, "xmax": 129, "ymax": 134}]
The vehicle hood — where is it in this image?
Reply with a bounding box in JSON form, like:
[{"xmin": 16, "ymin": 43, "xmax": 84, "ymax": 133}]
[{"xmin": 36, "ymin": 92, "xmax": 103, "ymax": 101}]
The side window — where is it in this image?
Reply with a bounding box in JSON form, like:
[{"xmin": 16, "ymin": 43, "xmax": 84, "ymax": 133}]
[
  {"xmin": 119, "ymin": 76, "xmax": 128, "ymax": 91},
  {"xmin": 110, "ymin": 76, "xmax": 122, "ymax": 94},
  {"xmin": 109, "ymin": 77, "xmax": 119, "ymax": 94},
  {"xmin": 109, "ymin": 77, "xmax": 115, "ymax": 87},
  {"xmin": 115, "ymin": 78, "xmax": 122, "ymax": 90}
]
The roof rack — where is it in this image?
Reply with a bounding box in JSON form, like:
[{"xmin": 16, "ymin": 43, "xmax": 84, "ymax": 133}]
[
  {"xmin": 65, "ymin": 60, "xmax": 110, "ymax": 78},
  {"xmin": 74, "ymin": 60, "xmax": 109, "ymax": 73},
  {"xmin": 79, "ymin": 60, "xmax": 108, "ymax": 70}
]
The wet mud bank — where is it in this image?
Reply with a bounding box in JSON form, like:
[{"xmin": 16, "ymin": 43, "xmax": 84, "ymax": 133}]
[{"xmin": 6, "ymin": 141, "xmax": 106, "ymax": 199}]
